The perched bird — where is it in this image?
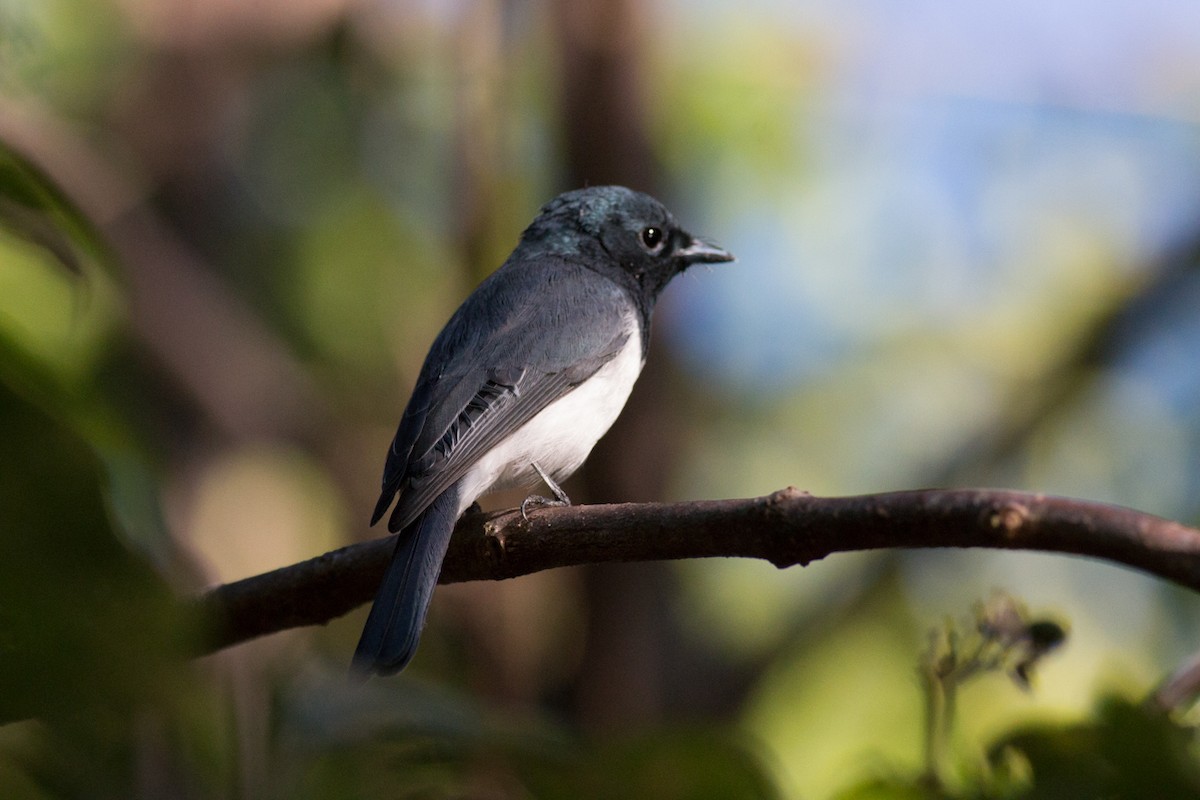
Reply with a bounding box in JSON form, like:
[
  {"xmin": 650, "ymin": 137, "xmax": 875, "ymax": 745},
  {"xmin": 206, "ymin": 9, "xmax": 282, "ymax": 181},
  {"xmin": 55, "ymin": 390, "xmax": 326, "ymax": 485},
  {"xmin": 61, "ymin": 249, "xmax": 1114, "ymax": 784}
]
[{"xmin": 355, "ymin": 186, "xmax": 733, "ymax": 675}]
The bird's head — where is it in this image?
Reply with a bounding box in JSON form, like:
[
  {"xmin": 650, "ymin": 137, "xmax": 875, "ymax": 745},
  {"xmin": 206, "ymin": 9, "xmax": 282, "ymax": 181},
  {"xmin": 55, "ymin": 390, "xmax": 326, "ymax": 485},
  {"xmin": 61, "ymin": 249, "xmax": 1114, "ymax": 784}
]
[{"xmin": 522, "ymin": 185, "xmax": 734, "ymax": 301}]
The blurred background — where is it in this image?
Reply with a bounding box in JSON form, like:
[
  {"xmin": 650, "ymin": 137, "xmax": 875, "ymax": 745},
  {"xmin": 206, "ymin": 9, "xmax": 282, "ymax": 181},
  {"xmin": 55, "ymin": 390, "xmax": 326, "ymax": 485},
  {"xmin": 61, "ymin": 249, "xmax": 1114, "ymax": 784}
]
[{"xmin": 3, "ymin": 0, "xmax": 1200, "ymax": 797}]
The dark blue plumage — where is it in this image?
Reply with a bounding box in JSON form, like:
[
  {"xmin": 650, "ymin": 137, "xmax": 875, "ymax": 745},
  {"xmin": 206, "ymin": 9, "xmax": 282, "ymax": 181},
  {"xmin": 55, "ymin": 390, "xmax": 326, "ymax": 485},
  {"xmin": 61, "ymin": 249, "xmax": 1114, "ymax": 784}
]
[{"xmin": 354, "ymin": 186, "xmax": 733, "ymax": 676}]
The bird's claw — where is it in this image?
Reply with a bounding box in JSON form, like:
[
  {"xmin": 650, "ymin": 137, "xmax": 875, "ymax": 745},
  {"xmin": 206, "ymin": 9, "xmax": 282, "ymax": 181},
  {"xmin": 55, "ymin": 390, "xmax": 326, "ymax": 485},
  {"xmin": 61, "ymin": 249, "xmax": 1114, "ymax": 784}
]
[
  {"xmin": 520, "ymin": 494, "xmax": 570, "ymax": 521},
  {"xmin": 521, "ymin": 461, "xmax": 571, "ymax": 520}
]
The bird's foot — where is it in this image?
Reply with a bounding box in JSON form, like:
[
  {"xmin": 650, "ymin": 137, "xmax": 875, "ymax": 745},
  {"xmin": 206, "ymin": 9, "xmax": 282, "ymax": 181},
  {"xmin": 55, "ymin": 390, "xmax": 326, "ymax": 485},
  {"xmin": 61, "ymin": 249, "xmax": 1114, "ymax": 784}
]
[
  {"xmin": 521, "ymin": 462, "xmax": 571, "ymax": 520},
  {"xmin": 520, "ymin": 493, "xmax": 570, "ymax": 520}
]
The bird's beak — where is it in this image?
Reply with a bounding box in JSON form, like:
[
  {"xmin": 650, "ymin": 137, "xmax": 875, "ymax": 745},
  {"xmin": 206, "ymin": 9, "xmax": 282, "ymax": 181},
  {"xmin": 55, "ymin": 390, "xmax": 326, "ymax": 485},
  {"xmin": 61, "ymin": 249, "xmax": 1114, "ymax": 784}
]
[{"xmin": 676, "ymin": 235, "xmax": 735, "ymax": 265}]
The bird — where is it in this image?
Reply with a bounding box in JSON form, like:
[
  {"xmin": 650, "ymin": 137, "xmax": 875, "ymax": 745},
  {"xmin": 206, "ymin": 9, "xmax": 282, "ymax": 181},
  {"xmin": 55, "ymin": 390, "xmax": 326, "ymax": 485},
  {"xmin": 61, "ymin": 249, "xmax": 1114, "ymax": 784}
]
[{"xmin": 354, "ymin": 185, "xmax": 734, "ymax": 676}]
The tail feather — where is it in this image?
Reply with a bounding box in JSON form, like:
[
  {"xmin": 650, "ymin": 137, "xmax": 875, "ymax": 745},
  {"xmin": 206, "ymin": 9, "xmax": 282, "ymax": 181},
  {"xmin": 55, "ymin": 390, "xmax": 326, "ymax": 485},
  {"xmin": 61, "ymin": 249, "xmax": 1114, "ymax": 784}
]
[{"xmin": 352, "ymin": 485, "xmax": 462, "ymax": 676}]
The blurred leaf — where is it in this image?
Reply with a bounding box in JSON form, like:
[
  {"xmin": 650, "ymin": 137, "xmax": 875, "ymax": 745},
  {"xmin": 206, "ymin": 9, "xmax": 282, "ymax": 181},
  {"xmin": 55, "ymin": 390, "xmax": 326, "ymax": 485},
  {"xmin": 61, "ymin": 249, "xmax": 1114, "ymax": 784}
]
[
  {"xmin": 526, "ymin": 730, "xmax": 780, "ymax": 800},
  {"xmin": 283, "ymin": 669, "xmax": 505, "ymax": 748},
  {"xmin": 0, "ymin": 376, "xmax": 193, "ymax": 724},
  {"xmin": 279, "ymin": 669, "xmax": 778, "ymax": 799},
  {"xmin": 0, "ymin": 189, "xmax": 123, "ymax": 392},
  {"xmin": 0, "ymin": 138, "xmax": 111, "ymax": 277},
  {"xmin": 986, "ymin": 695, "xmax": 1200, "ymax": 799},
  {"xmin": 833, "ymin": 695, "xmax": 1200, "ymax": 799},
  {"xmin": 279, "ymin": 667, "xmax": 561, "ymax": 798},
  {"xmin": 833, "ymin": 778, "xmax": 943, "ymax": 800},
  {"xmin": 0, "ymin": 128, "xmax": 218, "ymax": 798}
]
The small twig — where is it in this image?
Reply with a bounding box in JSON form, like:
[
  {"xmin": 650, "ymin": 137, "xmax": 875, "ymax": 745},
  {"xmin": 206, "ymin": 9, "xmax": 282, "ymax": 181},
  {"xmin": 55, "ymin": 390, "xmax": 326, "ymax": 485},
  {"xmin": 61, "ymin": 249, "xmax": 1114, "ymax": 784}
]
[{"xmin": 194, "ymin": 488, "xmax": 1200, "ymax": 656}]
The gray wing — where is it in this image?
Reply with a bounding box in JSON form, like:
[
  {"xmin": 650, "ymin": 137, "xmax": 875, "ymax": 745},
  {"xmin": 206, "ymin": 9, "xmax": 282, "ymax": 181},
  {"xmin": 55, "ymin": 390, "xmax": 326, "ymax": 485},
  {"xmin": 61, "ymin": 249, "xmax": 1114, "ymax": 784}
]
[{"xmin": 372, "ymin": 256, "xmax": 635, "ymax": 532}]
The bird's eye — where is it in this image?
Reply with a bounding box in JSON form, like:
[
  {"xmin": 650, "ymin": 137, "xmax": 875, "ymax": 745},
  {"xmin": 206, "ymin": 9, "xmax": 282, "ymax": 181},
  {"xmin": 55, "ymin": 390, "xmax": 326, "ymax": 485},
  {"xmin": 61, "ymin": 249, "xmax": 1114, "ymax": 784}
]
[{"xmin": 640, "ymin": 226, "xmax": 664, "ymax": 250}]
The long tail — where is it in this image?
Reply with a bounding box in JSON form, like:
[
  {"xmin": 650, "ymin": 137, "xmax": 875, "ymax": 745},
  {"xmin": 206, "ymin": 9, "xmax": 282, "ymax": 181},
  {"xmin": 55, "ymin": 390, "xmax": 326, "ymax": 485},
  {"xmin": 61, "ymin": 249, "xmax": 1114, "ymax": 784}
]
[{"xmin": 352, "ymin": 485, "xmax": 462, "ymax": 676}]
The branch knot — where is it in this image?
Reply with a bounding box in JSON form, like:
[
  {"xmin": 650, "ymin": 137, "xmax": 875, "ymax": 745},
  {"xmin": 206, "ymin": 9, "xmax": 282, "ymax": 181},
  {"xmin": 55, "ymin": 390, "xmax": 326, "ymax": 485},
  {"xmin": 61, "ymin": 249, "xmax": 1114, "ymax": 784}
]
[{"xmin": 989, "ymin": 503, "xmax": 1031, "ymax": 540}]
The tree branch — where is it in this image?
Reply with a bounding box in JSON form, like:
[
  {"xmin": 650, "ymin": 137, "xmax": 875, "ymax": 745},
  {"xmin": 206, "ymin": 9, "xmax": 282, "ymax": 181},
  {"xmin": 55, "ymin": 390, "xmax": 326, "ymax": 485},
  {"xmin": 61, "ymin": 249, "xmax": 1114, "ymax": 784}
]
[{"xmin": 194, "ymin": 488, "xmax": 1200, "ymax": 656}]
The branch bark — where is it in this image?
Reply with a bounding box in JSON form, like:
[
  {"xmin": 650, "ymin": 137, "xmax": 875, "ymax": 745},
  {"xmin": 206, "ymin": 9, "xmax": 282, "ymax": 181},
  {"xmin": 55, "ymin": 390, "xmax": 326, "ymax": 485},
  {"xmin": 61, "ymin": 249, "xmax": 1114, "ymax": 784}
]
[{"xmin": 194, "ymin": 488, "xmax": 1200, "ymax": 656}]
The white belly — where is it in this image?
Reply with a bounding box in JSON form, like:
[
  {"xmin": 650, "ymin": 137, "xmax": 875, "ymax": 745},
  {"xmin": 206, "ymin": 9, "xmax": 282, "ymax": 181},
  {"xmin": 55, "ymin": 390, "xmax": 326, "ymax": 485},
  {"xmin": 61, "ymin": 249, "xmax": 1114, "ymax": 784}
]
[{"xmin": 457, "ymin": 326, "xmax": 643, "ymax": 508}]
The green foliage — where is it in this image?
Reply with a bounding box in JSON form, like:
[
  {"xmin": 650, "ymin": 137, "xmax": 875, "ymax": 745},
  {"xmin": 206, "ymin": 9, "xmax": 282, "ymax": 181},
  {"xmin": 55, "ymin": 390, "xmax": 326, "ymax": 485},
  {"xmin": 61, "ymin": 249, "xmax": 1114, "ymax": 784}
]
[
  {"xmin": 831, "ymin": 597, "xmax": 1200, "ymax": 800},
  {"xmin": 0, "ymin": 375, "xmax": 220, "ymax": 797},
  {"xmin": 837, "ymin": 696, "xmax": 1200, "ymax": 799},
  {"xmin": 294, "ymin": 727, "xmax": 777, "ymax": 800},
  {"xmin": 0, "ymin": 139, "xmax": 111, "ymax": 278},
  {"xmin": 277, "ymin": 672, "xmax": 779, "ymax": 799},
  {"xmin": 920, "ymin": 594, "xmax": 1068, "ymax": 788},
  {"xmin": 0, "ymin": 377, "xmax": 195, "ymax": 721},
  {"xmin": 0, "ymin": 135, "xmax": 207, "ymax": 795},
  {"xmin": 526, "ymin": 730, "xmax": 779, "ymax": 800},
  {"xmin": 987, "ymin": 696, "xmax": 1200, "ymax": 799}
]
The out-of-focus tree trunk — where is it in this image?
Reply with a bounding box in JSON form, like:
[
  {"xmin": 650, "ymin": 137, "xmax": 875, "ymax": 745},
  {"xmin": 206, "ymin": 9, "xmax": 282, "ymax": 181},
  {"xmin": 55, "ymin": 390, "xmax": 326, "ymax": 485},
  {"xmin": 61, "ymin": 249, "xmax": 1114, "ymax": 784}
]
[
  {"xmin": 551, "ymin": 0, "xmax": 659, "ymax": 192},
  {"xmin": 548, "ymin": 0, "xmax": 686, "ymax": 731}
]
